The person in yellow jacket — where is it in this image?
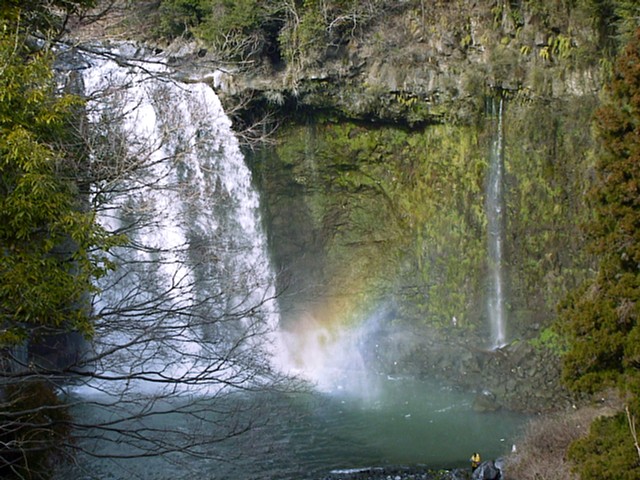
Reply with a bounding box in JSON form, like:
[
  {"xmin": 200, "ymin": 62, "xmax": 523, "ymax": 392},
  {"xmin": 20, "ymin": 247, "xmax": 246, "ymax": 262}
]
[{"xmin": 470, "ymin": 452, "xmax": 481, "ymax": 471}]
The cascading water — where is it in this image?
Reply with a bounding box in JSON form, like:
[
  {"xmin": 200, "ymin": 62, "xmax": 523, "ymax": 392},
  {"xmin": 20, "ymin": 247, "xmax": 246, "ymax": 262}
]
[
  {"xmin": 76, "ymin": 44, "xmax": 279, "ymax": 395},
  {"xmin": 486, "ymin": 96, "xmax": 507, "ymax": 349}
]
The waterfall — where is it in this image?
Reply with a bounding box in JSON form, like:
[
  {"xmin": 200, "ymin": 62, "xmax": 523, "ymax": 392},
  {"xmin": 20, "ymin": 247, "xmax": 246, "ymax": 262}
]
[
  {"xmin": 77, "ymin": 46, "xmax": 279, "ymax": 395},
  {"xmin": 486, "ymin": 96, "xmax": 507, "ymax": 349}
]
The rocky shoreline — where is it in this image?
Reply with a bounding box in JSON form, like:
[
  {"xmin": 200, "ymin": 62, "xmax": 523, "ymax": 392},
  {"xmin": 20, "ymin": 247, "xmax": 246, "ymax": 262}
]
[
  {"xmin": 365, "ymin": 322, "xmax": 576, "ymax": 414},
  {"xmin": 321, "ymin": 459, "xmax": 504, "ymax": 480},
  {"xmin": 321, "ymin": 466, "xmax": 470, "ymax": 480}
]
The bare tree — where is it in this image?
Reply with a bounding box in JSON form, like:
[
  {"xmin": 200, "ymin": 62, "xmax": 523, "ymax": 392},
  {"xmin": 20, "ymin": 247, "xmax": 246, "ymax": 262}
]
[{"xmin": 0, "ymin": 43, "xmax": 299, "ymax": 480}]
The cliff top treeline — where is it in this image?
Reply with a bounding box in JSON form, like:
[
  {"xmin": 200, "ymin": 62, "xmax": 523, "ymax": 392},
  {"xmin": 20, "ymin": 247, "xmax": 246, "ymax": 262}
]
[
  {"xmin": 123, "ymin": 0, "xmax": 636, "ymax": 129},
  {"xmin": 152, "ymin": 0, "xmax": 638, "ymax": 63}
]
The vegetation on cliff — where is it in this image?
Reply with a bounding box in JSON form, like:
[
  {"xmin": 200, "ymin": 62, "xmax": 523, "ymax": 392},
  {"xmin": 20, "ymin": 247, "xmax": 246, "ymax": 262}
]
[
  {"xmin": 257, "ymin": 121, "xmax": 487, "ymax": 329},
  {"xmin": 254, "ymin": 90, "xmax": 598, "ymax": 337},
  {"xmin": 0, "ymin": 2, "xmax": 114, "ymax": 477},
  {"xmin": 559, "ymin": 26, "xmax": 640, "ymax": 479}
]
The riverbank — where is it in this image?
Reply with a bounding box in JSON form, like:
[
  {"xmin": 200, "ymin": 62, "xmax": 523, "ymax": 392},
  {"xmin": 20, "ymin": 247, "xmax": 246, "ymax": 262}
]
[
  {"xmin": 318, "ymin": 390, "xmax": 623, "ymax": 480},
  {"xmin": 501, "ymin": 392, "xmax": 621, "ymax": 480},
  {"xmin": 322, "ymin": 465, "xmax": 473, "ymax": 480}
]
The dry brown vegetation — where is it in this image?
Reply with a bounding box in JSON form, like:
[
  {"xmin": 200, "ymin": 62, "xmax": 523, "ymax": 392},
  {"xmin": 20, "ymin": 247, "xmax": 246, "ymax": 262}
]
[
  {"xmin": 67, "ymin": 0, "xmax": 161, "ymax": 42},
  {"xmin": 502, "ymin": 392, "xmax": 622, "ymax": 480}
]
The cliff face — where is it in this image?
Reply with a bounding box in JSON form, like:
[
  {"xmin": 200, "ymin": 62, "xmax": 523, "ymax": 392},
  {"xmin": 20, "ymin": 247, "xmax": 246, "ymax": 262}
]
[
  {"xmin": 71, "ymin": 1, "xmax": 612, "ymax": 410},
  {"xmin": 214, "ymin": 1, "xmax": 603, "ymax": 125},
  {"xmin": 212, "ymin": 1, "xmax": 600, "ymax": 333},
  {"xmin": 211, "ymin": 2, "xmax": 605, "ymax": 411}
]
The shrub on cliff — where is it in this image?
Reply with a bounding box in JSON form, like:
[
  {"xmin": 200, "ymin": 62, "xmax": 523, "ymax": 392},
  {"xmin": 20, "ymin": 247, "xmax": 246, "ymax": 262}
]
[
  {"xmin": 155, "ymin": 0, "xmax": 390, "ymax": 67},
  {"xmin": 568, "ymin": 410, "xmax": 640, "ymax": 479},
  {"xmin": 156, "ymin": 0, "xmax": 212, "ymax": 39},
  {"xmin": 155, "ymin": 0, "xmax": 283, "ymax": 61}
]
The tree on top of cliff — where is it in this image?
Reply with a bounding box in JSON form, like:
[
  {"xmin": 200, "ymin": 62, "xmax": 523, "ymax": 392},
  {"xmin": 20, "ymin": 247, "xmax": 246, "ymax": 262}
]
[
  {"xmin": 580, "ymin": 0, "xmax": 639, "ymax": 54},
  {"xmin": 560, "ymin": 26, "xmax": 640, "ymax": 479},
  {"xmin": 5, "ymin": 0, "xmax": 97, "ymax": 39}
]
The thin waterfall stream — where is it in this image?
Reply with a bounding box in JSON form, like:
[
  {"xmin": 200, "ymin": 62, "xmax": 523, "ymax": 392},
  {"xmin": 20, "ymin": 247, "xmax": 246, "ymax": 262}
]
[
  {"xmin": 56, "ymin": 48, "xmax": 528, "ymax": 480},
  {"xmin": 486, "ymin": 96, "xmax": 507, "ymax": 349}
]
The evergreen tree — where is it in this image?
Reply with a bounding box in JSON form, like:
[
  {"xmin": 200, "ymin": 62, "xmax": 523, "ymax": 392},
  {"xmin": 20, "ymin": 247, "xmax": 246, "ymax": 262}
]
[
  {"xmin": 560, "ymin": 26, "xmax": 640, "ymax": 479},
  {"xmin": 0, "ymin": 4, "xmax": 115, "ymax": 477},
  {"xmin": 561, "ymin": 25, "xmax": 640, "ymax": 406},
  {"xmin": 0, "ymin": 3, "xmax": 112, "ymax": 347}
]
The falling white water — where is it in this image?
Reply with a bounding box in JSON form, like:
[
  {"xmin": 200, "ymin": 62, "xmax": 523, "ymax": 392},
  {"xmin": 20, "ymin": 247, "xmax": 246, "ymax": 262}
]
[
  {"xmin": 486, "ymin": 96, "xmax": 507, "ymax": 349},
  {"xmin": 276, "ymin": 313, "xmax": 378, "ymax": 400},
  {"xmin": 77, "ymin": 46, "xmax": 279, "ymax": 396},
  {"xmin": 272, "ymin": 304, "xmax": 401, "ymax": 403}
]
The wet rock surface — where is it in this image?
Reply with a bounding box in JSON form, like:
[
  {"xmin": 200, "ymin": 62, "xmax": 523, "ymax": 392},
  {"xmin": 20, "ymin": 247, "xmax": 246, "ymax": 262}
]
[
  {"xmin": 319, "ymin": 459, "xmax": 507, "ymax": 480},
  {"xmin": 371, "ymin": 324, "xmax": 575, "ymax": 414},
  {"xmin": 471, "ymin": 460, "xmax": 501, "ymax": 480}
]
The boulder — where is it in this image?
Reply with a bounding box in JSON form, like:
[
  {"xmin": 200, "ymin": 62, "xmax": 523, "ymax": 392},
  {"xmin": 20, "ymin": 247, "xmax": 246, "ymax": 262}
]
[
  {"xmin": 472, "ymin": 460, "xmax": 501, "ymax": 480},
  {"xmin": 472, "ymin": 390, "xmax": 500, "ymax": 412}
]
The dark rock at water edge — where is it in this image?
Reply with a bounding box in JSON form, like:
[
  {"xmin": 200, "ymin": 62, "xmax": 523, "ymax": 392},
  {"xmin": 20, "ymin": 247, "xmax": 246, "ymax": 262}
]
[
  {"xmin": 318, "ymin": 459, "xmax": 507, "ymax": 480},
  {"xmin": 472, "ymin": 460, "xmax": 501, "ymax": 480},
  {"xmin": 472, "ymin": 390, "xmax": 500, "ymax": 413},
  {"xmin": 321, "ymin": 465, "xmax": 474, "ymax": 480},
  {"xmin": 372, "ymin": 324, "xmax": 576, "ymax": 413}
]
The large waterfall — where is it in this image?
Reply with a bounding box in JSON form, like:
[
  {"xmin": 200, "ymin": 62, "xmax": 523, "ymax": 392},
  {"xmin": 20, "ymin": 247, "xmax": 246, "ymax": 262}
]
[
  {"xmin": 56, "ymin": 47, "xmax": 528, "ymax": 480},
  {"xmin": 75, "ymin": 45, "xmax": 280, "ymax": 396},
  {"xmin": 486, "ymin": 96, "xmax": 507, "ymax": 349}
]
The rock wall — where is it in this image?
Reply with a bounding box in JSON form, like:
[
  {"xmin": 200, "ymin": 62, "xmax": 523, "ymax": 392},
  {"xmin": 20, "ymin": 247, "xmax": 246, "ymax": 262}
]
[
  {"xmin": 214, "ymin": 1, "xmax": 604, "ymax": 127},
  {"xmin": 161, "ymin": 1, "xmax": 608, "ymax": 411}
]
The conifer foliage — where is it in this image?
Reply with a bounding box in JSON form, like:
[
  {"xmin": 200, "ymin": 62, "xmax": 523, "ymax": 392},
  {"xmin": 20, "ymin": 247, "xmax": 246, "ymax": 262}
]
[
  {"xmin": 561, "ymin": 26, "xmax": 640, "ymax": 479},
  {"xmin": 561, "ymin": 26, "xmax": 640, "ymax": 404}
]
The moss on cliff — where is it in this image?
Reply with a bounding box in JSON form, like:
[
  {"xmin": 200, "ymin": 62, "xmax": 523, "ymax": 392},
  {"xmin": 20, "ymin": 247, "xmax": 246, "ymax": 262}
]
[
  {"xmin": 504, "ymin": 94, "xmax": 597, "ymax": 322},
  {"xmin": 253, "ymin": 89, "xmax": 596, "ymax": 338}
]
